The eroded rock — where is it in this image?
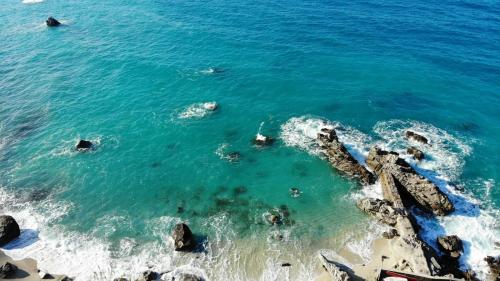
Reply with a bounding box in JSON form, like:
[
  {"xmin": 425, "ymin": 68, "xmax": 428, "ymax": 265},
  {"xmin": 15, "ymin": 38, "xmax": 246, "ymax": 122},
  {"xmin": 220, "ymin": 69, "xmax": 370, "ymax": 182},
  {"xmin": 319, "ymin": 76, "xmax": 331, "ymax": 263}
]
[
  {"xmin": 317, "ymin": 128, "xmax": 375, "ymax": 185},
  {"xmin": 437, "ymin": 235, "xmax": 463, "ymax": 260}
]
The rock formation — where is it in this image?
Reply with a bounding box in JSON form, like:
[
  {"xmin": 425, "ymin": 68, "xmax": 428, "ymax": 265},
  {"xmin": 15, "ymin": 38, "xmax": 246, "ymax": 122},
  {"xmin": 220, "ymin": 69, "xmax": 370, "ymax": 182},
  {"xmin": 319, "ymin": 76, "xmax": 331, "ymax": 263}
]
[
  {"xmin": 407, "ymin": 146, "xmax": 425, "ymax": 161},
  {"xmin": 406, "ymin": 131, "xmax": 428, "ymax": 144},
  {"xmin": 172, "ymin": 223, "xmax": 195, "ymax": 251},
  {"xmin": 366, "ymin": 147, "xmax": 454, "ymax": 215},
  {"xmin": 0, "ymin": 262, "xmax": 18, "ymax": 279},
  {"xmin": 317, "ymin": 128, "xmax": 375, "ymax": 185},
  {"xmin": 46, "ymin": 17, "xmax": 61, "ymax": 27},
  {"xmin": 318, "ymin": 252, "xmax": 352, "ymax": 281},
  {"xmin": 484, "ymin": 256, "xmax": 500, "ymax": 275},
  {"xmin": 76, "ymin": 139, "xmax": 93, "ymax": 150},
  {"xmin": 253, "ymin": 134, "xmax": 274, "ymax": 146},
  {"xmin": 0, "ymin": 215, "xmax": 20, "ymax": 246},
  {"xmin": 437, "ymin": 235, "xmax": 463, "ymax": 260}
]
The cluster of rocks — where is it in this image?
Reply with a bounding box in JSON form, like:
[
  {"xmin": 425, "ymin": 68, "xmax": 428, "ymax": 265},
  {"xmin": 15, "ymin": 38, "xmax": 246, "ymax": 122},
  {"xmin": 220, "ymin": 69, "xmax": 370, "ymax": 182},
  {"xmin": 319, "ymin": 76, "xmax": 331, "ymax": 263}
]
[{"xmin": 314, "ymin": 128, "xmax": 499, "ymax": 280}]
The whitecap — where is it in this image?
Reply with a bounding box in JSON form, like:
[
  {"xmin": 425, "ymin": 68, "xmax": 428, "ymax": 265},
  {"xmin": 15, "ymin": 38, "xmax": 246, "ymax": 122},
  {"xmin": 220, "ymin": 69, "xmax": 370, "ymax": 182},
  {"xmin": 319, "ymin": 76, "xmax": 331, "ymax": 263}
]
[
  {"xmin": 22, "ymin": 0, "xmax": 43, "ymax": 4},
  {"xmin": 178, "ymin": 102, "xmax": 218, "ymax": 119}
]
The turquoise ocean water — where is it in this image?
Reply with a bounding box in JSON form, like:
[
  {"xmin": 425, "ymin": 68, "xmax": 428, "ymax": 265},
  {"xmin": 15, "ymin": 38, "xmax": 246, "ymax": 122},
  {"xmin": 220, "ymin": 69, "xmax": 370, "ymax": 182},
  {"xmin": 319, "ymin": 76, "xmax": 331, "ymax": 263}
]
[{"xmin": 1, "ymin": 0, "xmax": 499, "ymax": 280}]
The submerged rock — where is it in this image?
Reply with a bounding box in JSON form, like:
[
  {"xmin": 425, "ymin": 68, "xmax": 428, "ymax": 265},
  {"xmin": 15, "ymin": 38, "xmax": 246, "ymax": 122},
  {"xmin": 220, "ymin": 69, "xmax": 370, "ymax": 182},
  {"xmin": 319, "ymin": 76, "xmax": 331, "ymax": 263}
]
[
  {"xmin": 171, "ymin": 223, "xmax": 195, "ymax": 251},
  {"xmin": 437, "ymin": 235, "xmax": 463, "ymax": 260},
  {"xmin": 253, "ymin": 134, "xmax": 274, "ymax": 146},
  {"xmin": 0, "ymin": 215, "xmax": 20, "ymax": 246},
  {"xmin": 289, "ymin": 187, "xmax": 301, "ymax": 198},
  {"xmin": 317, "ymin": 128, "xmax": 375, "ymax": 185},
  {"xmin": 76, "ymin": 139, "xmax": 93, "ymax": 150},
  {"xmin": 226, "ymin": 151, "xmax": 241, "ymax": 162},
  {"xmin": 0, "ymin": 262, "xmax": 18, "ymax": 279},
  {"xmin": 366, "ymin": 147, "xmax": 454, "ymax": 215},
  {"xmin": 405, "ymin": 130, "xmax": 429, "ymax": 144},
  {"xmin": 46, "ymin": 17, "xmax": 61, "ymax": 27},
  {"xmin": 407, "ymin": 146, "xmax": 425, "ymax": 161}
]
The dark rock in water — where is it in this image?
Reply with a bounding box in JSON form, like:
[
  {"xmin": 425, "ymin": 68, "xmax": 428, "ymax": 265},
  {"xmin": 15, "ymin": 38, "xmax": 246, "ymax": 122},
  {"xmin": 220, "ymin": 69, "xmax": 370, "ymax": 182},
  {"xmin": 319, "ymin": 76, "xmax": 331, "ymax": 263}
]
[
  {"xmin": 485, "ymin": 256, "xmax": 500, "ymax": 275},
  {"xmin": 407, "ymin": 146, "xmax": 424, "ymax": 161},
  {"xmin": 46, "ymin": 17, "xmax": 61, "ymax": 27},
  {"xmin": 281, "ymin": 262, "xmax": 292, "ymax": 267},
  {"xmin": 61, "ymin": 277, "xmax": 74, "ymax": 281},
  {"xmin": 0, "ymin": 215, "xmax": 20, "ymax": 246},
  {"xmin": 76, "ymin": 140, "xmax": 93, "ymax": 150},
  {"xmin": 227, "ymin": 152, "xmax": 241, "ymax": 162},
  {"xmin": 253, "ymin": 134, "xmax": 274, "ymax": 146},
  {"xmin": 289, "ymin": 187, "xmax": 301, "ymax": 198},
  {"xmin": 172, "ymin": 223, "xmax": 195, "ymax": 251},
  {"xmin": 437, "ymin": 235, "xmax": 463, "ymax": 260},
  {"xmin": 405, "ymin": 131, "xmax": 428, "ymax": 144},
  {"xmin": 366, "ymin": 147, "xmax": 454, "ymax": 215},
  {"xmin": 113, "ymin": 278, "xmax": 129, "ymax": 281},
  {"xmin": 177, "ymin": 206, "xmax": 184, "ymax": 214},
  {"xmin": 139, "ymin": 271, "xmax": 158, "ymax": 281},
  {"xmin": 269, "ymin": 214, "xmax": 281, "ymax": 225},
  {"xmin": 317, "ymin": 128, "xmax": 375, "ymax": 185},
  {"xmin": 0, "ymin": 262, "xmax": 18, "ymax": 279},
  {"xmin": 382, "ymin": 228, "xmax": 399, "ymax": 239},
  {"xmin": 233, "ymin": 186, "xmax": 247, "ymax": 195},
  {"xmin": 175, "ymin": 273, "xmax": 204, "ymax": 281}
]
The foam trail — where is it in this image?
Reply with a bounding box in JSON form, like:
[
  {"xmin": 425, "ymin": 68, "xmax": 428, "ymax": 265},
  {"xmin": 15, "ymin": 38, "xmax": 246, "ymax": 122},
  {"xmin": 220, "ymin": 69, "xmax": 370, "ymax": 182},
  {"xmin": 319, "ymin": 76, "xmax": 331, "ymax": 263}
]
[
  {"xmin": 22, "ymin": 0, "xmax": 43, "ymax": 4},
  {"xmin": 178, "ymin": 102, "xmax": 217, "ymax": 119}
]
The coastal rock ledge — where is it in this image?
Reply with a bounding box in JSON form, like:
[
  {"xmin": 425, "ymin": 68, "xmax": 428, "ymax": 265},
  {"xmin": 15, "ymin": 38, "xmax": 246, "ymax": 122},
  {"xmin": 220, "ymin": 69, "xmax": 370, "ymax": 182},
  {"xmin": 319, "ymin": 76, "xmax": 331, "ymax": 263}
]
[
  {"xmin": 0, "ymin": 215, "xmax": 20, "ymax": 246},
  {"xmin": 366, "ymin": 147, "xmax": 454, "ymax": 215}
]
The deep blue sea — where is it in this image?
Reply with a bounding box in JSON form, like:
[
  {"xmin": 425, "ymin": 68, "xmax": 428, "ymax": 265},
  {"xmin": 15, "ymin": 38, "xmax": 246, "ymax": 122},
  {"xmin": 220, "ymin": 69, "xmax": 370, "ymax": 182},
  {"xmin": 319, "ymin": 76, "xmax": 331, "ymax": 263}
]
[{"xmin": 1, "ymin": 0, "xmax": 499, "ymax": 280}]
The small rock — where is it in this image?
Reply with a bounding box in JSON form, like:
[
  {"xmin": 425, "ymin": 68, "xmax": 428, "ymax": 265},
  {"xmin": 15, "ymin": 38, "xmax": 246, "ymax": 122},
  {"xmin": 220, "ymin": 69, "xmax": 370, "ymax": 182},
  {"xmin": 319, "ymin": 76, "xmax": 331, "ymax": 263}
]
[
  {"xmin": 289, "ymin": 187, "xmax": 301, "ymax": 198},
  {"xmin": 405, "ymin": 131, "xmax": 428, "ymax": 144},
  {"xmin": 437, "ymin": 235, "xmax": 463, "ymax": 259},
  {"xmin": 38, "ymin": 269, "xmax": 53, "ymax": 279},
  {"xmin": 0, "ymin": 215, "xmax": 21, "ymax": 246},
  {"xmin": 485, "ymin": 256, "xmax": 500, "ymax": 274},
  {"xmin": 0, "ymin": 262, "xmax": 18, "ymax": 279},
  {"xmin": 407, "ymin": 146, "xmax": 424, "ymax": 161},
  {"xmin": 382, "ymin": 228, "xmax": 399, "ymax": 239},
  {"xmin": 202, "ymin": 102, "xmax": 218, "ymax": 111},
  {"xmin": 61, "ymin": 277, "xmax": 74, "ymax": 281},
  {"xmin": 140, "ymin": 270, "xmax": 158, "ymax": 281},
  {"xmin": 46, "ymin": 17, "xmax": 61, "ymax": 27},
  {"xmin": 270, "ymin": 215, "xmax": 281, "ymax": 225},
  {"xmin": 281, "ymin": 263, "xmax": 292, "ymax": 267},
  {"xmin": 113, "ymin": 278, "xmax": 129, "ymax": 281},
  {"xmin": 171, "ymin": 223, "xmax": 196, "ymax": 251},
  {"xmin": 253, "ymin": 134, "xmax": 274, "ymax": 146},
  {"xmin": 76, "ymin": 139, "xmax": 93, "ymax": 150},
  {"xmin": 226, "ymin": 152, "xmax": 241, "ymax": 162}
]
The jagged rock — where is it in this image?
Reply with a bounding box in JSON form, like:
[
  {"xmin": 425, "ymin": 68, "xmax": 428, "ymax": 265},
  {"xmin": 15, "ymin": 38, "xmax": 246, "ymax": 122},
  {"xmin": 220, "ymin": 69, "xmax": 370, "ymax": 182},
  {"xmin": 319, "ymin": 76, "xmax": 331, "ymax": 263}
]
[
  {"xmin": 437, "ymin": 235, "xmax": 463, "ymax": 259},
  {"xmin": 485, "ymin": 256, "xmax": 500, "ymax": 275},
  {"xmin": 356, "ymin": 198, "xmax": 401, "ymax": 226},
  {"xmin": 407, "ymin": 146, "xmax": 425, "ymax": 161},
  {"xmin": 317, "ymin": 128, "xmax": 375, "ymax": 185},
  {"xmin": 46, "ymin": 17, "xmax": 61, "ymax": 27},
  {"xmin": 0, "ymin": 215, "xmax": 20, "ymax": 246},
  {"xmin": 317, "ymin": 252, "xmax": 352, "ymax": 281},
  {"xmin": 382, "ymin": 228, "xmax": 399, "ymax": 239},
  {"xmin": 0, "ymin": 262, "xmax": 18, "ymax": 278},
  {"xmin": 76, "ymin": 140, "xmax": 93, "ymax": 150},
  {"xmin": 366, "ymin": 147, "xmax": 454, "ymax": 215},
  {"xmin": 253, "ymin": 134, "xmax": 274, "ymax": 146},
  {"xmin": 379, "ymin": 170, "xmax": 405, "ymax": 209},
  {"xmin": 172, "ymin": 223, "xmax": 195, "ymax": 251},
  {"xmin": 139, "ymin": 270, "xmax": 158, "ymax": 281},
  {"xmin": 406, "ymin": 131, "xmax": 428, "ymax": 144}
]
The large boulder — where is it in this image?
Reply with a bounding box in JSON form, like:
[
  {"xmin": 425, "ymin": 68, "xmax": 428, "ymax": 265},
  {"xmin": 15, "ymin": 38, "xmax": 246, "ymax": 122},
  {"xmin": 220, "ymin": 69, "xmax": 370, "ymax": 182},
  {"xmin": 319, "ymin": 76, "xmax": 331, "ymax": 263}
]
[
  {"xmin": 405, "ymin": 131, "xmax": 428, "ymax": 144},
  {"xmin": 366, "ymin": 147, "xmax": 454, "ymax": 215},
  {"xmin": 437, "ymin": 235, "xmax": 463, "ymax": 260},
  {"xmin": 171, "ymin": 223, "xmax": 195, "ymax": 251},
  {"xmin": 0, "ymin": 215, "xmax": 20, "ymax": 246},
  {"xmin": 46, "ymin": 17, "xmax": 61, "ymax": 27},
  {"xmin": 0, "ymin": 262, "xmax": 18, "ymax": 279},
  {"xmin": 317, "ymin": 128, "xmax": 375, "ymax": 185}
]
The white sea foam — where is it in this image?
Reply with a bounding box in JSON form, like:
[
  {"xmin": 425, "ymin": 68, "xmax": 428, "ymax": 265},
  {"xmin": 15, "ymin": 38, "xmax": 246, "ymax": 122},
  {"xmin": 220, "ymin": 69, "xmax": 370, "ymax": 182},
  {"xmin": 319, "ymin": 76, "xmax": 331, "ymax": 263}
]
[
  {"xmin": 178, "ymin": 102, "xmax": 218, "ymax": 119},
  {"xmin": 22, "ymin": 0, "xmax": 43, "ymax": 4}
]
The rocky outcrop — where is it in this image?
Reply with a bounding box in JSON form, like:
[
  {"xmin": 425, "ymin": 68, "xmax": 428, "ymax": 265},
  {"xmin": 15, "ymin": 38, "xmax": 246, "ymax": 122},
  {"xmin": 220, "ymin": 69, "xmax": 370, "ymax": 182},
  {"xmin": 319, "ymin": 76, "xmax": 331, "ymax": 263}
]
[
  {"xmin": 356, "ymin": 198, "xmax": 402, "ymax": 226},
  {"xmin": 406, "ymin": 131, "xmax": 428, "ymax": 144},
  {"xmin": 317, "ymin": 128, "xmax": 375, "ymax": 185},
  {"xmin": 0, "ymin": 215, "xmax": 20, "ymax": 246},
  {"xmin": 46, "ymin": 17, "xmax": 61, "ymax": 27},
  {"xmin": 484, "ymin": 256, "xmax": 500, "ymax": 275},
  {"xmin": 0, "ymin": 262, "xmax": 18, "ymax": 279},
  {"xmin": 366, "ymin": 147, "xmax": 454, "ymax": 215},
  {"xmin": 407, "ymin": 147, "xmax": 424, "ymax": 161},
  {"xmin": 172, "ymin": 223, "xmax": 195, "ymax": 251},
  {"xmin": 253, "ymin": 134, "xmax": 274, "ymax": 146},
  {"xmin": 437, "ymin": 235, "xmax": 463, "ymax": 260},
  {"xmin": 318, "ymin": 252, "xmax": 352, "ymax": 281},
  {"xmin": 76, "ymin": 140, "xmax": 93, "ymax": 150}
]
